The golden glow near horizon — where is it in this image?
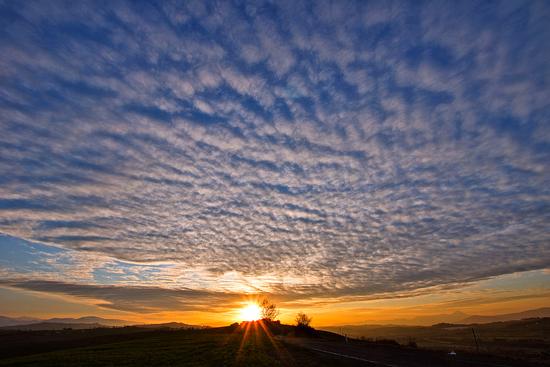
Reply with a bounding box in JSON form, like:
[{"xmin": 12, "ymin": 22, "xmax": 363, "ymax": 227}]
[
  {"xmin": 239, "ymin": 303, "xmax": 262, "ymax": 322},
  {"xmin": 1, "ymin": 269, "xmax": 548, "ymax": 327}
]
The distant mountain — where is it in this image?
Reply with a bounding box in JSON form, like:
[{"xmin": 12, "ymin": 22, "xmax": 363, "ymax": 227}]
[
  {"xmin": 0, "ymin": 316, "xmax": 41, "ymax": 327},
  {"xmin": 46, "ymin": 316, "xmax": 135, "ymax": 326},
  {"xmin": 135, "ymin": 322, "xmax": 207, "ymax": 329},
  {"xmin": 373, "ymin": 311, "xmax": 469, "ymax": 326},
  {"xmin": 320, "ymin": 307, "xmax": 550, "ymax": 329},
  {"xmin": 0, "ymin": 316, "xmax": 207, "ymax": 331},
  {"xmin": 460, "ymin": 307, "xmax": 550, "ymax": 324},
  {"xmin": 320, "ymin": 311, "xmax": 468, "ymax": 327},
  {"xmin": 0, "ymin": 315, "xmax": 136, "ymax": 328},
  {"xmin": 0, "ymin": 322, "xmax": 106, "ymax": 331},
  {"xmin": 320, "ymin": 317, "xmax": 550, "ymax": 351}
]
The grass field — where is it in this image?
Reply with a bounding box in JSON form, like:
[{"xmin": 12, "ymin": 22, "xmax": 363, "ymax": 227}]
[
  {"xmin": 322, "ymin": 317, "xmax": 550, "ymax": 364},
  {"xmin": 0, "ymin": 321, "xmax": 547, "ymax": 367},
  {"xmin": 0, "ymin": 324, "xmax": 361, "ymax": 367}
]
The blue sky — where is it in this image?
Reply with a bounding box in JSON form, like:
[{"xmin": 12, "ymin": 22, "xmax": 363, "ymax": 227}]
[{"xmin": 0, "ymin": 0, "xmax": 549, "ymax": 320}]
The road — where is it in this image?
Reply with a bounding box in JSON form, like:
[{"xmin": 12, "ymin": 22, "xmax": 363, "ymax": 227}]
[{"xmin": 280, "ymin": 336, "xmax": 531, "ymax": 367}]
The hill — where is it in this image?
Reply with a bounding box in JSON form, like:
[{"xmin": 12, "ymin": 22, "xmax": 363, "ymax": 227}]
[
  {"xmin": 356, "ymin": 311, "xmax": 469, "ymax": 326},
  {"xmin": 0, "ymin": 316, "xmax": 40, "ymax": 328},
  {"xmin": 0, "ymin": 321, "xmax": 542, "ymax": 367},
  {"xmin": 1, "ymin": 322, "xmax": 106, "ymax": 331},
  {"xmin": 320, "ymin": 317, "xmax": 550, "ymax": 360},
  {"xmin": 0, "ymin": 321, "xmax": 206, "ymax": 331},
  {"xmin": 0, "ymin": 315, "xmax": 135, "ymax": 328},
  {"xmin": 45, "ymin": 316, "xmax": 135, "ymax": 326},
  {"xmin": 133, "ymin": 322, "xmax": 206, "ymax": 329},
  {"xmin": 321, "ymin": 307, "xmax": 550, "ymax": 327},
  {"xmin": 460, "ymin": 307, "xmax": 550, "ymax": 324}
]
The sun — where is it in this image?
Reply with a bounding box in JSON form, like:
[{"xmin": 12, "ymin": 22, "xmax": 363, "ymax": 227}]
[{"xmin": 240, "ymin": 303, "xmax": 262, "ymax": 321}]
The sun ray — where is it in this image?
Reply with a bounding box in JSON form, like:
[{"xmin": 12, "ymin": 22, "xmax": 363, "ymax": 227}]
[
  {"xmin": 258, "ymin": 319, "xmax": 294, "ymax": 364},
  {"xmin": 236, "ymin": 321, "xmax": 253, "ymax": 363}
]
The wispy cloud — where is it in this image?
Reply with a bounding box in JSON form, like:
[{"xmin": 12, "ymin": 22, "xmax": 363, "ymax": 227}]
[
  {"xmin": 0, "ymin": 0, "xmax": 549, "ymax": 308},
  {"xmin": 0, "ymin": 279, "xmax": 240, "ymax": 313}
]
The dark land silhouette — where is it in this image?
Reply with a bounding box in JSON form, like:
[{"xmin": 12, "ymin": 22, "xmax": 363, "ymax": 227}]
[{"xmin": 0, "ymin": 318, "xmax": 548, "ymax": 366}]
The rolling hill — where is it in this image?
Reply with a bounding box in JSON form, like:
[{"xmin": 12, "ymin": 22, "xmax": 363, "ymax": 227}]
[
  {"xmin": 0, "ymin": 316, "xmax": 40, "ymax": 328},
  {"xmin": 460, "ymin": 307, "xmax": 550, "ymax": 324},
  {"xmin": 0, "ymin": 316, "xmax": 135, "ymax": 329},
  {"xmin": 0, "ymin": 318, "xmax": 206, "ymax": 331},
  {"xmin": 1, "ymin": 321, "xmax": 545, "ymax": 366}
]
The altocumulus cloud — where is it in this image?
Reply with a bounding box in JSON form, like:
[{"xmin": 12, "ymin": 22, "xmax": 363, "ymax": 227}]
[
  {"xmin": 0, "ymin": 0, "xmax": 549, "ymax": 307},
  {"xmin": 0, "ymin": 279, "xmax": 241, "ymax": 313}
]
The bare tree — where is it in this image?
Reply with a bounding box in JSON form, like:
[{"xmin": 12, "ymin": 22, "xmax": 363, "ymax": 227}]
[
  {"xmin": 295, "ymin": 312, "xmax": 312, "ymax": 328},
  {"xmin": 259, "ymin": 298, "xmax": 279, "ymax": 321}
]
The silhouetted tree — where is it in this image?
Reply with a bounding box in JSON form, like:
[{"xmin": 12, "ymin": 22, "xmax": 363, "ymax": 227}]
[
  {"xmin": 295, "ymin": 312, "xmax": 312, "ymax": 328},
  {"xmin": 260, "ymin": 298, "xmax": 279, "ymax": 321},
  {"xmin": 294, "ymin": 312, "xmax": 315, "ymax": 337}
]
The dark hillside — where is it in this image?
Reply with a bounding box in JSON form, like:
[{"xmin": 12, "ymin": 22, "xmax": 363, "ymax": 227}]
[{"xmin": 0, "ymin": 321, "xmax": 546, "ymax": 366}]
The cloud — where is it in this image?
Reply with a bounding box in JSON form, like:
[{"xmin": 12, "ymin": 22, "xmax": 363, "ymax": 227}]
[
  {"xmin": 0, "ymin": 0, "xmax": 549, "ymax": 306},
  {"xmin": 0, "ymin": 279, "xmax": 240, "ymax": 313}
]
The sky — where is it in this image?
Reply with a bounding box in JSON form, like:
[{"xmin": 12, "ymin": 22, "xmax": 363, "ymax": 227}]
[{"xmin": 0, "ymin": 0, "xmax": 549, "ymax": 326}]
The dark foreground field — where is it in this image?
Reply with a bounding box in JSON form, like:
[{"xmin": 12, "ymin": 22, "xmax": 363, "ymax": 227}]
[
  {"xmin": 322, "ymin": 317, "xmax": 550, "ymax": 364},
  {"xmin": 0, "ymin": 322, "xmax": 547, "ymax": 367}
]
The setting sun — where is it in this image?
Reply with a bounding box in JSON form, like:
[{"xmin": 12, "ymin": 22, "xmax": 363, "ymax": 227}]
[{"xmin": 240, "ymin": 303, "xmax": 262, "ymax": 322}]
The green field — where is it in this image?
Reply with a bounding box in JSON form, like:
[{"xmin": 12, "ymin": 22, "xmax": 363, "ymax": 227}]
[
  {"xmin": 0, "ymin": 321, "xmax": 547, "ymax": 367},
  {"xmin": 322, "ymin": 317, "xmax": 550, "ymax": 362},
  {"xmin": 0, "ymin": 325, "xmax": 360, "ymax": 367}
]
